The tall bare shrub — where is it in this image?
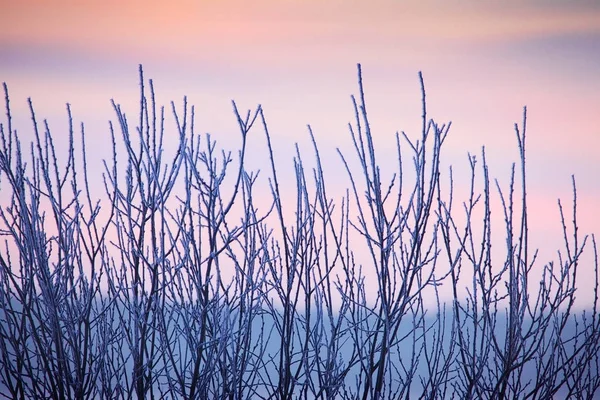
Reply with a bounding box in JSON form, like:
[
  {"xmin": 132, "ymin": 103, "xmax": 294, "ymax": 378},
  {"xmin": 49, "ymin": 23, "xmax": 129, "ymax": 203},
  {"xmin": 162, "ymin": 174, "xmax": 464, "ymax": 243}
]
[{"xmin": 0, "ymin": 65, "xmax": 598, "ymax": 400}]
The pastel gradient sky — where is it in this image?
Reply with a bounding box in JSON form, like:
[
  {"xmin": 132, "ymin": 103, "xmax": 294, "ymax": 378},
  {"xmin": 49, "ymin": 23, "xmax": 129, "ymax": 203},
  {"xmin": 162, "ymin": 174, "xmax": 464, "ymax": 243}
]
[{"xmin": 1, "ymin": 0, "xmax": 599, "ymax": 305}]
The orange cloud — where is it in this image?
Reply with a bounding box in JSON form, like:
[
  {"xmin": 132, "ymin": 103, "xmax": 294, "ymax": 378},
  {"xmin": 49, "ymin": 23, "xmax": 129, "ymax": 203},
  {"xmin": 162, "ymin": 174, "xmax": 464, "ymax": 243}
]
[{"xmin": 3, "ymin": 0, "xmax": 600, "ymax": 69}]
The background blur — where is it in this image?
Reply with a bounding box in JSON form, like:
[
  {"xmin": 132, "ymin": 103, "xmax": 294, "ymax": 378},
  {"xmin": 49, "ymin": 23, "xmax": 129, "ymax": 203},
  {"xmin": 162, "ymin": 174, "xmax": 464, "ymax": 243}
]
[{"xmin": 1, "ymin": 0, "xmax": 599, "ymax": 305}]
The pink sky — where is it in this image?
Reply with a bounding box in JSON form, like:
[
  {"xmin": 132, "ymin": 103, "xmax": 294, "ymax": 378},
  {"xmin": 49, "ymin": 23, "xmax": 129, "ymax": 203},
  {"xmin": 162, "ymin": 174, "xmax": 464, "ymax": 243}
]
[{"xmin": 1, "ymin": 0, "xmax": 599, "ymax": 305}]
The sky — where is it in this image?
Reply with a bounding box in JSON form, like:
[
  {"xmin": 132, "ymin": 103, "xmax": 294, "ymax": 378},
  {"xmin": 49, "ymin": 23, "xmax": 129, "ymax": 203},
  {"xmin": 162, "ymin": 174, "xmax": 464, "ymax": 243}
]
[{"xmin": 1, "ymin": 0, "xmax": 599, "ymax": 306}]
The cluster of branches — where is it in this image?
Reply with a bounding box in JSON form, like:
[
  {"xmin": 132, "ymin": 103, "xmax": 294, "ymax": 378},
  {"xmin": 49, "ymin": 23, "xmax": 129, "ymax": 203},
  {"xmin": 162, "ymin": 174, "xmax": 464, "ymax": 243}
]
[{"xmin": 0, "ymin": 65, "xmax": 599, "ymax": 400}]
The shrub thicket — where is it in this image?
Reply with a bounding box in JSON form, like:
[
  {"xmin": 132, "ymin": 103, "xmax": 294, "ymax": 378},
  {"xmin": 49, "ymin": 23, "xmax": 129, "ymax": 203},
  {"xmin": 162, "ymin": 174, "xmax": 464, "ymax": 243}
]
[{"xmin": 0, "ymin": 65, "xmax": 598, "ymax": 399}]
